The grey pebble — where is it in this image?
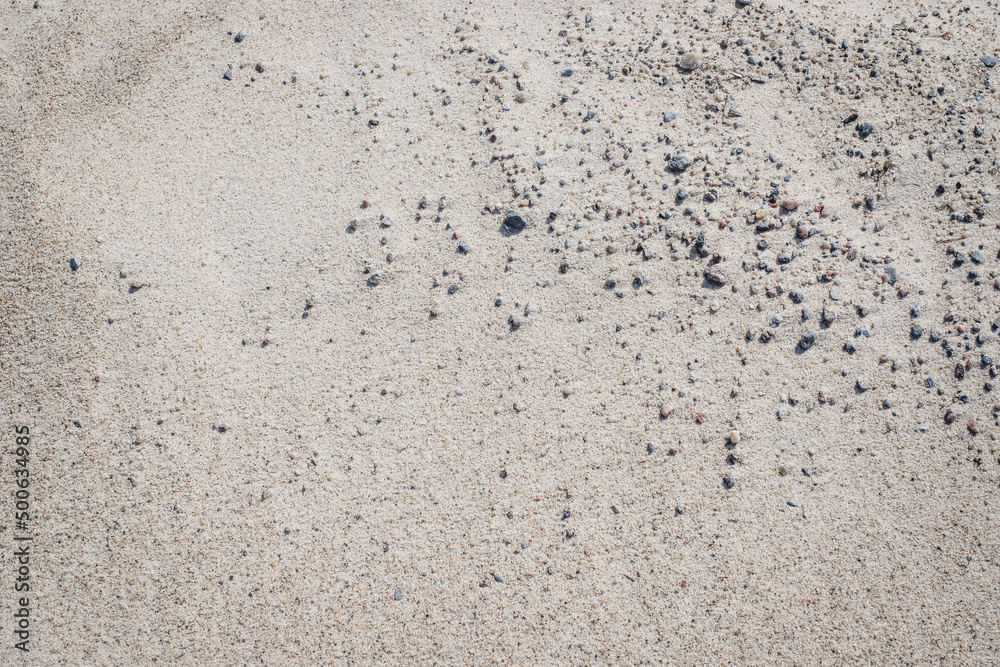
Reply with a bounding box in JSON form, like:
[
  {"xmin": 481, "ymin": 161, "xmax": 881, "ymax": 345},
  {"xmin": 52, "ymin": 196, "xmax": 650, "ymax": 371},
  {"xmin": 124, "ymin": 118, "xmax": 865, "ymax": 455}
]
[
  {"xmin": 911, "ymin": 303, "xmax": 921, "ymax": 317},
  {"xmin": 856, "ymin": 378, "xmax": 870, "ymax": 392},
  {"xmin": 500, "ymin": 210, "xmax": 526, "ymax": 235},
  {"xmin": 447, "ymin": 284, "xmax": 459, "ymax": 295},
  {"xmin": 722, "ymin": 473, "xmax": 735, "ymax": 490},
  {"xmin": 393, "ymin": 587, "xmax": 403, "ymax": 601},
  {"xmin": 856, "ymin": 122, "xmax": 875, "ymax": 139},
  {"xmin": 69, "ymin": 256, "xmax": 82, "ymax": 271},
  {"xmin": 234, "ymin": 30, "xmax": 245, "ymax": 43},
  {"xmin": 222, "ymin": 70, "xmax": 233, "ymax": 80},
  {"xmin": 799, "ymin": 330, "xmax": 816, "ymax": 350},
  {"xmin": 562, "ymin": 67, "xmax": 575, "ymax": 77},
  {"xmin": 663, "ymin": 110, "xmax": 677, "ymax": 122},
  {"xmin": 667, "ymin": 154, "xmax": 692, "ymax": 172},
  {"xmin": 844, "ymin": 341, "xmax": 856, "ymax": 354},
  {"xmin": 457, "ymin": 241, "xmax": 470, "ymax": 254},
  {"xmin": 367, "ymin": 274, "xmax": 381, "ymax": 287},
  {"xmin": 981, "ymin": 55, "xmax": 998, "ymax": 68},
  {"xmin": 911, "ymin": 324, "xmax": 923, "ymax": 339}
]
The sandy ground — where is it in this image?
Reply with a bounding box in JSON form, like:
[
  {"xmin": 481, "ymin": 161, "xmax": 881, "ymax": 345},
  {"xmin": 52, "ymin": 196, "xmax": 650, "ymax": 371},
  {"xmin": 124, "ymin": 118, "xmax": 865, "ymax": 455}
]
[{"xmin": 3, "ymin": 0, "xmax": 1000, "ymax": 663}]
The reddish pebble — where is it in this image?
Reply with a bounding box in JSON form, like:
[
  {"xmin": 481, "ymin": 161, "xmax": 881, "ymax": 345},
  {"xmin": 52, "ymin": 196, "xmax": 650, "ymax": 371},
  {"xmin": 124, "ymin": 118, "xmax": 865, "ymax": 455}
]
[
  {"xmin": 659, "ymin": 404, "xmax": 674, "ymax": 418},
  {"xmin": 782, "ymin": 199, "xmax": 800, "ymax": 211},
  {"xmin": 695, "ymin": 412, "xmax": 706, "ymax": 424},
  {"xmin": 945, "ymin": 408, "xmax": 958, "ymax": 424},
  {"xmin": 562, "ymin": 388, "xmax": 573, "ymax": 397},
  {"xmin": 968, "ymin": 420, "xmax": 980, "ymax": 434},
  {"xmin": 797, "ymin": 225, "xmax": 808, "ymax": 239},
  {"xmin": 957, "ymin": 324, "xmax": 965, "ymax": 333}
]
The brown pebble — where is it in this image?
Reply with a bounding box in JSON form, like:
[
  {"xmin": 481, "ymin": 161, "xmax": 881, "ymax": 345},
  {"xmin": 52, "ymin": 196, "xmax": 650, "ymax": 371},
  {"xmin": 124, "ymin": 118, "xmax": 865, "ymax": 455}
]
[
  {"xmin": 968, "ymin": 420, "xmax": 980, "ymax": 434},
  {"xmin": 695, "ymin": 412, "xmax": 706, "ymax": 424},
  {"xmin": 898, "ymin": 285, "xmax": 910, "ymax": 297},
  {"xmin": 957, "ymin": 324, "xmax": 965, "ymax": 333},
  {"xmin": 797, "ymin": 225, "xmax": 808, "ymax": 239},
  {"xmin": 704, "ymin": 266, "xmax": 728, "ymax": 285},
  {"xmin": 562, "ymin": 388, "xmax": 573, "ymax": 397},
  {"xmin": 659, "ymin": 403, "xmax": 674, "ymax": 418},
  {"xmin": 781, "ymin": 199, "xmax": 800, "ymax": 211},
  {"xmin": 945, "ymin": 408, "xmax": 958, "ymax": 424}
]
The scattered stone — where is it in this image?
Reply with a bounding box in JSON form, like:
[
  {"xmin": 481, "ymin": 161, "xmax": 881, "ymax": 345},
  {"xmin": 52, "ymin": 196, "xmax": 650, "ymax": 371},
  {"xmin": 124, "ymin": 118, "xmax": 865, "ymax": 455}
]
[
  {"xmin": 663, "ymin": 110, "xmax": 677, "ymax": 122},
  {"xmin": 659, "ymin": 403, "xmax": 674, "ymax": 418},
  {"xmin": 704, "ymin": 266, "xmax": 728, "ymax": 285},
  {"xmin": 393, "ymin": 587, "xmax": 403, "ymax": 601},
  {"xmin": 799, "ymin": 330, "xmax": 816, "ymax": 350},
  {"xmin": 856, "ymin": 378, "xmax": 870, "ymax": 392},
  {"xmin": 69, "ymin": 256, "xmax": 82, "ymax": 271},
  {"xmin": 678, "ymin": 52, "xmax": 703, "ymax": 70},
  {"xmin": 667, "ymin": 154, "xmax": 692, "ymax": 172},
  {"xmin": 500, "ymin": 210, "xmax": 526, "ymax": 235},
  {"xmin": 722, "ymin": 473, "xmax": 735, "ymax": 489},
  {"xmin": 728, "ymin": 430, "xmax": 740, "ymax": 444},
  {"xmin": 856, "ymin": 122, "xmax": 875, "ymax": 139},
  {"xmin": 911, "ymin": 324, "xmax": 923, "ymax": 339},
  {"xmin": 981, "ymin": 55, "xmax": 998, "ymax": 68},
  {"xmin": 234, "ymin": 30, "xmax": 245, "ymax": 43}
]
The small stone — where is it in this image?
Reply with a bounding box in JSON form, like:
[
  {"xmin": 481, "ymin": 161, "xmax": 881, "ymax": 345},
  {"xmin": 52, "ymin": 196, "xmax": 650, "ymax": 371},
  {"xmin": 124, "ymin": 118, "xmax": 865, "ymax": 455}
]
[
  {"xmin": 799, "ymin": 330, "xmax": 816, "ymax": 350},
  {"xmin": 604, "ymin": 277, "xmax": 617, "ymax": 290},
  {"xmin": 659, "ymin": 404, "xmax": 674, "ymax": 418},
  {"xmin": 704, "ymin": 266, "xmax": 728, "ymax": 285},
  {"xmin": 457, "ymin": 241, "xmax": 470, "ymax": 254},
  {"xmin": 367, "ymin": 274, "xmax": 380, "ymax": 287},
  {"xmin": 393, "ymin": 587, "xmax": 403, "ymax": 601},
  {"xmin": 69, "ymin": 256, "xmax": 82, "ymax": 271},
  {"xmin": 981, "ymin": 55, "xmax": 998, "ymax": 68},
  {"xmin": 856, "ymin": 378, "xmax": 870, "ymax": 392},
  {"xmin": 789, "ymin": 290, "xmax": 804, "ymax": 304},
  {"xmin": 500, "ymin": 210, "xmax": 526, "ymax": 235},
  {"xmin": 447, "ymin": 284, "xmax": 459, "ymax": 295},
  {"xmin": 797, "ymin": 225, "xmax": 809, "ymax": 239},
  {"xmin": 722, "ymin": 473, "xmax": 735, "ymax": 490},
  {"xmin": 829, "ymin": 286, "xmax": 842, "ymax": 301},
  {"xmin": 911, "ymin": 324, "xmax": 923, "ymax": 339},
  {"xmin": 561, "ymin": 67, "xmax": 575, "ymax": 76},
  {"xmin": 856, "ymin": 122, "xmax": 875, "ymax": 139},
  {"xmin": 844, "ymin": 341, "xmax": 856, "ymax": 354},
  {"xmin": 667, "ymin": 154, "xmax": 692, "ymax": 172},
  {"xmin": 944, "ymin": 408, "xmax": 958, "ymax": 424},
  {"xmin": 678, "ymin": 52, "xmax": 703, "ymax": 70},
  {"xmin": 728, "ymin": 430, "xmax": 740, "ymax": 444},
  {"xmin": 883, "ymin": 398, "xmax": 892, "ymax": 409},
  {"xmin": 234, "ymin": 30, "xmax": 245, "ymax": 43},
  {"xmin": 222, "ymin": 70, "xmax": 233, "ymax": 80},
  {"xmin": 822, "ymin": 308, "xmax": 837, "ymax": 325},
  {"xmin": 781, "ymin": 199, "xmax": 800, "ymax": 211},
  {"xmin": 663, "ymin": 110, "xmax": 677, "ymax": 122}
]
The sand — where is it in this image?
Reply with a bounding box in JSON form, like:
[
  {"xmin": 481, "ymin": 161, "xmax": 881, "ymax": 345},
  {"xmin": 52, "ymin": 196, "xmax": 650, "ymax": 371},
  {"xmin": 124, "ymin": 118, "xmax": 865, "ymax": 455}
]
[{"xmin": 2, "ymin": 0, "xmax": 999, "ymax": 663}]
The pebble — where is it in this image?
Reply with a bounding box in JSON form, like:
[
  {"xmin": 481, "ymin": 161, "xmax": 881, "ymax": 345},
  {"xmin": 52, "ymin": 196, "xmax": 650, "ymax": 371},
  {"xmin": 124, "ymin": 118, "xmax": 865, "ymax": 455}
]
[
  {"xmin": 667, "ymin": 154, "xmax": 692, "ymax": 172},
  {"xmin": 856, "ymin": 378, "xmax": 870, "ymax": 392},
  {"xmin": 704, "ymin": 266, "xmax": 728, "ymax": 285},
  {"xmin": 500, "ymin": 210, "xmax": 526, "ymax": 235},
  {"xmin": 822, "ymin": 308, "xmax": 837, "ymax": 325},
  {"xmin": 659, "ymin": 403, "xmax": 674, "ymax": 418},
  {"xmin": 69, "ymin": 256, "xmax": 82, "ymax": 271},
  {"xmin": 799, "ymin": 330, "xmax": 816, "ymax": 350},
  {"xmin": 663, "ymin": 110, "xmax": 677, "ymax": 122},
  {"xmin": 844, "ymin": 341, "xmax": 856, "ymax": 354},
  {"xmin": 678, "ymin": 52, "xmax": 703, "ymax": 70},
  {"xmin": 234, "ymin": 30, "xmax": 245, "ymax": 43},
  {"xmin": 722, "ymin": 473, "xmax": 735, "ymax": 490},
  {"xmin": 829, "ymin": 286, "xmax": 842, "ymax": 301},
  {"xmin": 856, "ymin": 122, "xmax": 875, "ymax": 139},
  {"xmin": 781, "ymin": 199, "xmax": 800, "ymax": 211},
  {"xmin": 457, "ymin": 241, "xmax": 470, "ymax": 254},
  {"xmin": 981, "ymin": 55, "xmax": 998, "ymax": 68},
  {"xmin": 911, "ymin": 324, "xmax": 923, "ymax": 339},
  {"xmin": 911, "ymin": 303, "xmax": 921, "ymax": 317},
  {"xmin": 728, "ymin": 430, "xmax": 740, "ymax": 444},
  {"xmin": 222, "ymin": 70, "xmax": 233, "ymax": 80},
  {"xmin": 393, "ymin": 587, "xmax": 403, "ymax": 601},
  {"xmin": 561, "ymin": 67, "xmax": 575, "ymax": 77},
  {"xmin": 367, "ymin": 274, "xmax": 380, "ymax": 287}
]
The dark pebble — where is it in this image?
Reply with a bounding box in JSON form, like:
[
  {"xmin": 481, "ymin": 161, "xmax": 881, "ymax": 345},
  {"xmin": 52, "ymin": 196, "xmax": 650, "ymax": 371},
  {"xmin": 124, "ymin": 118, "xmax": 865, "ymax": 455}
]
[
  {"xmin": 799, "ymin": 330, "xmax": 816, "ymax": 350},
  {"xmin": 856, "ymin": 122, "xmax": 875, "ymax": 139},
  {"xmin": 501, "ymin": 210, "xmax": 526, "ymax": 235},
  {"xmin": 911, "ymin": 324, "xmax": 923, "ymax": 339}
]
